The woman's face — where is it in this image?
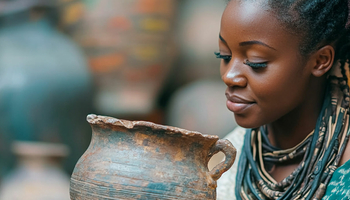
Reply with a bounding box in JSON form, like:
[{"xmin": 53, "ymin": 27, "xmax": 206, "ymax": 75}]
[{"xmin": 219, "ymin": 1, "xmax": 315, "ymax": 128}]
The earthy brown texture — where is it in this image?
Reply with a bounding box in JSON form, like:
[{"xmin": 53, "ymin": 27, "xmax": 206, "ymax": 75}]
[{"xmin": 70, "ymin": 114, "xmax": 236, "ymax": 200}]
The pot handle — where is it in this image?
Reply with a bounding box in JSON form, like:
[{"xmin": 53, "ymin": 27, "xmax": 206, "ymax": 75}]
[{"xmin": 208, "ymin": 139, "xmax": 236, "ymax": 181}]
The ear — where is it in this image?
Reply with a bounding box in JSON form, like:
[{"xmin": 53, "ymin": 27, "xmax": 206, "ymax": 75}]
[{"xmin": 310, "ymin": 45, "xmax": 335, "ymax": 77}]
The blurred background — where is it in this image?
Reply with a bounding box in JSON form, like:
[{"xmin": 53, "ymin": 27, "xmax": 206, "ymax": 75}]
[{"xmin": 0, "ymin": 0, "xmax": 237, "ymax": 199}]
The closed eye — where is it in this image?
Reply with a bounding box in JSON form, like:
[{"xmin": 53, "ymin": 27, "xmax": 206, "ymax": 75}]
[
  {"xmin": 215, "ymin": 52, "xmax": 231, "ymax": 62},
  {"xmin": 244, "ymin": 60, "xmax": 268, "ymax": 69}
]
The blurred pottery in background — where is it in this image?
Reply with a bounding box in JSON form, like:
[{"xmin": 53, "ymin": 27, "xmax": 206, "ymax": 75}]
[
  {"xmin": 60, "ymin": 0, "xmax": 177, "ymax": 116},
  {"xmin": 70, "ymin": 114, "xmax": 236, "ymax": 200},
  {"xmin": 0, "ymin": 7, "xmax": 93, "ymax": 176},
  {"xmin": 0, "ymin": 142, "xmax": 70, "ymax": 200}
]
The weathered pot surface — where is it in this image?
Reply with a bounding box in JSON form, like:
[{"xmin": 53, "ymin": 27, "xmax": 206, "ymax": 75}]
[{"xmin": 70, "ymin": 114, "xmax": 236, "ymax": 200}]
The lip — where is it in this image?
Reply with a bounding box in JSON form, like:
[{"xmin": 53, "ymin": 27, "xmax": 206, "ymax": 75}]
[{"xmin": 225, "ymin": 93, "xmax": 256, "ymax": 113}]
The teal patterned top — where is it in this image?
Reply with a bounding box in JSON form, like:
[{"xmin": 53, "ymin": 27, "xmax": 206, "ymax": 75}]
[{"xmin": 322, "ymin": 159, "xmax": 350, "ymax": 200}]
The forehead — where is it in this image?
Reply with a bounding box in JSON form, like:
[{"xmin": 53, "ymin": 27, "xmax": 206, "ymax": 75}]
[{"xmin": 220, "ymin": 0, "xmax": 301, "ymax": 52}]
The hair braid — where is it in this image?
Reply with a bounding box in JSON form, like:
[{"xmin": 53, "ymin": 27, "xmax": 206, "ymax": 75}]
[
  {"xmin": 339, "ymin": 62, "xmax": 350, "ymax": 109},
  {"xmin": 268, "ymin": 0, "xmax": 348, "ymax": 55},
  {"xmin": 336, "ymin": 9, "xmax": 350, "ymax": 110}
]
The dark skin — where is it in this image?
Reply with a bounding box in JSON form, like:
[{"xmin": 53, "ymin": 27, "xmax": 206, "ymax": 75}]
[{"xmin": 219, "ymin": 0, "xmax": 350, "ymax": 182}]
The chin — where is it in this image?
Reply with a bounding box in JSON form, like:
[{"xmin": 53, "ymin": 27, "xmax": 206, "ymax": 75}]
[{"xmin": 234, "ymin": 114, "xmax": 261, "ymax": 129}]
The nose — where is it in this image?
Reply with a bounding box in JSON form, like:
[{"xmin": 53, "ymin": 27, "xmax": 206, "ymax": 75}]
[{"xmin": 221, "ymin": 64, "xmax": 248, "ymax": 88}]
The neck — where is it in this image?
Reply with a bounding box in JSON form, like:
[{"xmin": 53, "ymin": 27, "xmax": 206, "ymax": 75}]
[{"xmin": 267, "ymin": 78, "xmax": 327, "ymax": 150}]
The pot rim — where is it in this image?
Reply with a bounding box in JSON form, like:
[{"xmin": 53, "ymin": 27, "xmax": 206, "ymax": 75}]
[{"xmin": 87, "ymin": 114, "xmax": 219, "ymax": 141}]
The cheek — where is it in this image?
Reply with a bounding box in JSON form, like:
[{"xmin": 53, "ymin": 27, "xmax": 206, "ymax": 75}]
[{"xmin": 251, "ymin": 64, "xmax": 310, "ymax": 113}]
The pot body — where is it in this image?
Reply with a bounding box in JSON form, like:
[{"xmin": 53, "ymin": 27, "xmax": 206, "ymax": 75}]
[{"xmin": 70, "ymin": 115, "xmax": 236, "ymax": 200}]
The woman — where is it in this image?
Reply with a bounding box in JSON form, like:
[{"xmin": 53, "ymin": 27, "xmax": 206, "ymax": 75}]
[{"xmin": 216, "ymin": 0, "xmax": 350, "ymax": 199}]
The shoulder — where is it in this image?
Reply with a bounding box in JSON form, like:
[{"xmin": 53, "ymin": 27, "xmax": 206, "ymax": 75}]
[{"xmin": 216, "ymin": 127, "xmax": 247, "ymax": 200}]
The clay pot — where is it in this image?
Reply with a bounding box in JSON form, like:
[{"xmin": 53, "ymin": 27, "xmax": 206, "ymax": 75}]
[{"xmin": 70, "ymin": 114, "xmax": 236, "ymax": 200}]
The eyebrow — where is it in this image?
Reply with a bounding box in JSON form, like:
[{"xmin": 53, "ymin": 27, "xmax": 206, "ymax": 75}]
[{"xmin": 219, "ymin": 34, "xmax": 276, "ymax": 51}]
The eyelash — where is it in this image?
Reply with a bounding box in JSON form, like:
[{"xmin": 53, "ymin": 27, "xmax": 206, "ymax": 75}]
[
  {"xmin": 244, "ymin": 60, "xmax": 268, "ymax": 68},
  {"xmin": 215, "ymin": 52, "xmax": 231, "ymax": 61},
  {"xmin": 214, "ymin": 52, "xmax": 268, "ymax": 69}
]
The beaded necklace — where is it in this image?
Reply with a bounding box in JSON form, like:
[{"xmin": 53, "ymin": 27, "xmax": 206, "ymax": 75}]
[{"xmin": 235, "ymin": 77, "xmax": 350, "ymax": 200}]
